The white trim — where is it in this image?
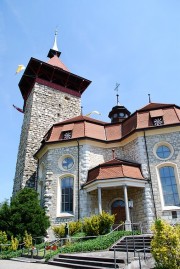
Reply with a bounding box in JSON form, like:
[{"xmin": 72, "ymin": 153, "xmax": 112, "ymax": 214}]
[
  {"xmin": 56, "ymin": 173, "xmax": 75, "ymax": 217},
  {"xmin": 153, "ymin": 141, "xmax": 174, "ymax": 160},
  {"xmin": 156, "ymin": 162, "xmax": 180, "ymax": 211},
  {"xmin": 58, "ymin": 154, "xmax": 75, "ymax": 171},
  {"xmin": 84, "ymin": 178, "xmax": 146, "ymax": 192}
]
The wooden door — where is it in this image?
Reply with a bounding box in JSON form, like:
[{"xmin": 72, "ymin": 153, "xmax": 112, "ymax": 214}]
[{"xmin": 111, "ymin": 200, "xmax": 126, "ymax": 224}]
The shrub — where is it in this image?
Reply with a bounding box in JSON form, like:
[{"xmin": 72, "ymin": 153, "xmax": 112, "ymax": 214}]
[
  {"xmin": 99, "ymin": 211, "xmax": 115, "ymax": 235},
  {"xmin": 83, "ymin": 211, "xmax": 115, "ymax": 236},
  {"xmin": 0, "ymin": 231, "xmax": 8, "ymax": 245},
  {"xmin": 0, "ymin": 231, "xmax": 8, "ymax": 250},
  {"xmin": 10, "ymin": 236, "xmax": 19, "ymax": 251},
  {"xmin": 23, "ymin": 231, "xmax": 32, "ymax": 248},
  {"xmin": 69, "ymin": 221, "xmax": 82, "ymax": 236},
  {"xmin": 53, "ymin": 224, "xmax": 65, "ymax": 238},
  {"xmin": 83, "ymin": 215, "xmax": 100, "ymax": 236},
  {"xmin": 151, "ymin": 219, "xmax": 180, "ymax": 269}
]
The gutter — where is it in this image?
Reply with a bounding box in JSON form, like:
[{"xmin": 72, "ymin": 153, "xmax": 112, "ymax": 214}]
[{"xmin": 77, "ymin": 139, "xmax": 80, "ymax": 220}]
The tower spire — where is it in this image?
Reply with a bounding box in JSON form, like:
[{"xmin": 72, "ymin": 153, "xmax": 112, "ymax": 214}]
[
  {"xmin": 47, "ymin": 30, "xmax": 61, "ymax": 59},
  {"xmin": 52, "ymin": 30, "xmax": 58, "ymax": 51}
]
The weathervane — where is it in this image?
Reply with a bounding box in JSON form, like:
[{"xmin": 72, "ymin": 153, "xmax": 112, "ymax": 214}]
[{"xmin": 114, "ymin": 83, "xmax": 120, "ymax": 105}]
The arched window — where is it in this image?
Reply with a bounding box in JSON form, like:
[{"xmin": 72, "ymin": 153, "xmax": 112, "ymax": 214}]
[
  {"xmin": 159, "ymin": 166, "xmax": 180, "ymax": 207},
  {"xmin": 61, "ymin": 177, "xmax": 73, "ymax": 213}
]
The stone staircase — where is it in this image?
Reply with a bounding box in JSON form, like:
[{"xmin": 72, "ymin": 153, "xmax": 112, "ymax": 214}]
[
  {"xmin": 48, "ymin": 253, "xmax": 125, "ymax": 268},
  {"xmin": 109, "ymin": 234, "xmax": 152, "ymax": 253}
]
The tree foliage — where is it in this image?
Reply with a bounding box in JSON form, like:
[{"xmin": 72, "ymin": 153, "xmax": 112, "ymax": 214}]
[{"xmin": 0, "ymin": 188, "xmax": 50, "ymax": 240}]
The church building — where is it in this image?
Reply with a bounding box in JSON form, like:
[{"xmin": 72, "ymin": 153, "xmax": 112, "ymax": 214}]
[{"xmin": 13, "ymin": 33, "xmax": 180, "ymax": 233}]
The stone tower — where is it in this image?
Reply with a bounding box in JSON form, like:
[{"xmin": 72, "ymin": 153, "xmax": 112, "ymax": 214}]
[{"xmin": 13, "ymin": 33, "xmax": 91, "ymax": 194}]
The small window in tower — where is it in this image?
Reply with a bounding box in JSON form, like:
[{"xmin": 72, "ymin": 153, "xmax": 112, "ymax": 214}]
[
  {"xmin": 62, "ymin": 131, "xmax": 72, "ymax": 140},
  {"xmin": 65, "ymin": 96, "xmax": 70, "ymax": 101}
]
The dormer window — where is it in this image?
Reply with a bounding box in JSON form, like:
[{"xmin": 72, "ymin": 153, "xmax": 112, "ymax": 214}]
[
  {"xmin": 150, "ymin": 109, "xmax": 164, "ymax": 126},
  {"xmin": 152, "ymin": 117, "xmax": 164, "ymax": 126},
  {"xmin": 63, "ymin": 131, "xmax": 72, "ymax": 140}
]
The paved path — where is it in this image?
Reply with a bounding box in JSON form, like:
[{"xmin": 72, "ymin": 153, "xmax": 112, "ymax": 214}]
[
  {"xmin": 0, "ymin": 251, "xmax": 155, "ymax": 269},
  {"xmin": 0, "ymin": 259, "xmax": 67, "ymax": 269}
]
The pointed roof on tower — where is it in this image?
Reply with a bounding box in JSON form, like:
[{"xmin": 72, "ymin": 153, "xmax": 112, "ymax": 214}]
[
  {"xmin": 47, "ymin": 30, "xmax": 61, "ymax": 58},
  {"xmin": 18, "ymin": 33, "xmax": 91, "ymax": 109},
  {"xmin": 47, "ymin": 31, "xmax": 69, "ymax": 71}
]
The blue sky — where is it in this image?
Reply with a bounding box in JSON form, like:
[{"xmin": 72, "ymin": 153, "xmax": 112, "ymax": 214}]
[{"xmin": 0, "ymin": 0, "xmax": 180, "ymax": 202}]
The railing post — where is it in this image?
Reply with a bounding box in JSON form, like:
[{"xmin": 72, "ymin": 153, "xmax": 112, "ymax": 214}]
[
  {"xmin": 143, "ymin": 236, "xmax": 146, "ymax": 260},
  {"xmin": 138, "ymin": 251, "xmax": 141, "ymax": 269},
  {"xmin": 126, "ymin": 236, "xmax": 129, "ymax": 264},
  {"xmin": 114, "ymin": 247, "xmax": 116, "ymax": 269}
]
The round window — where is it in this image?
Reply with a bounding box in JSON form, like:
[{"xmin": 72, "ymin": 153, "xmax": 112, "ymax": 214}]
[
  {"xmin": 156, "ymin": 145, "xmax": 171, "ymax": 159},
  {"xmin": 62, "ymin": 157, "xmax": 74, "ymax": 170}
]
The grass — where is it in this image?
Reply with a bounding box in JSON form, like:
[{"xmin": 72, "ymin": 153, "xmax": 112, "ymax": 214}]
[
  {"xmin": 0, "ymin": 230, "xmax": 140, "ymax": 261},
  {"xmin": 45, "ymin": 230, "xmax": 140, "ymax": 261}
]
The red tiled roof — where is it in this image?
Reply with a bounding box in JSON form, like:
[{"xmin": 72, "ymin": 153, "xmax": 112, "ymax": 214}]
[
  {"xmin": 47, "ymin": 55, "xmax": 69, "ymax": 71},
  {"xmin": 86, "ymin": 158, "xmax": 145, "ymax": 184},
  {"xmin": 53, "ymin": 115, "xmax": 107, "ymax": 126},
  {"xmin": 105, "ymin": 124, "xmax": 122, "ymax": 141},
  {"xmin": 43, "ymin": 103, "xmax": 180, "ymax": 144},
  {"xmin": 138, "ymin": 102, "xmax": 175, "ymax": 111}
]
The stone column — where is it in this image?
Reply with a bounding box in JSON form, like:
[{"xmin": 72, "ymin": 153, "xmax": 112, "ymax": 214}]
[
  {"xmin": 98, "ymin": 187, "xmax": 102, "ymax": 214},
  {"xmin": 123, "ymin": 185, "xmax": 131, "ymax": 230}
]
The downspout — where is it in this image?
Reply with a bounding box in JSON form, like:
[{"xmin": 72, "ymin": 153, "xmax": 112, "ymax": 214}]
[
  {"xmin": 77, "ymin": 139, "xmax": 80, "ymax": 220},
  {"xmin": 35, "ymin": 159, "xmax": 39, "ymax": 192},
  {"xmin": 143, "ymin": 131, "xmax": 157, "ymax": 219}
]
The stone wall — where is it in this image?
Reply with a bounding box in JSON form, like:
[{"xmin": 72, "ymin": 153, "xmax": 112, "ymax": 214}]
[
  {"xmin": 13, "ymin": 82, "xmax": 81, "ymax": 195},
  {"xmin": 145, "ymin": 131, "xmax": 180, "ymax": 223},
  {"xmin": 122, "ymin": 136, "xmax": 155, "ymax": 229}
]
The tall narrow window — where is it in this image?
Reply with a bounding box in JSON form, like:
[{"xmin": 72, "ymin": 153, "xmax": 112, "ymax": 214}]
[
  {"xmin": 159, "ymin": 166, "xmax": 180, "ymax": 206},
  {"xmin": 61, "ymin": 177, "xmax": 73, "ymax": 213}
]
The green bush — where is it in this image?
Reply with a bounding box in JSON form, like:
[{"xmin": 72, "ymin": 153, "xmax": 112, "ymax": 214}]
[
  {"xmin": 151, "ymin": 219, "xmax": 180, "ymax": 269},
  {"xmin": 0, "ymin": 249, "xmax": 22, "ymax": 259},
  {"xmin": 69, "ymin": 221, "xmax": 82, "ymax": 236},
  {"xmin": 23, "ymin": 231, "xmax": 32, "ymax": 248},
  {"xmin": 99, "ymin": 211, "xmax": 115, "ymax": 235},
  {"xmin": 10, "ymin": 236, "xmax": 19, "ymax": 251},
  {"xmin": 53, "ymin": 224, "xmax": 65, "ymax": 238},
  {"xmin": 0, "ymin": 231, "xmax": 8, "ymax": 250},
  {"xmin": 83, "ymin": 211, "xmax": 115, "ymax": 236},
  {"xmin": 83, "ymin": 215, "xmax": 100, "ymax": 236}
]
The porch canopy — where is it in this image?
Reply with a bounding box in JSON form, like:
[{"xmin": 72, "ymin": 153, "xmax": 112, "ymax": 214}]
[{"xmin": 83, "ymin": 158, "xmax": 147, "ymax": 224}]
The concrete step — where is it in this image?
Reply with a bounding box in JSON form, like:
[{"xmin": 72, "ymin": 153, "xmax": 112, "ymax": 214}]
[
  {"xmin": 49, "ymin": 254, "xmax": 125, "ymax": 269},
  {"xmin": 58, "ymin": 254, "xmax": 124, "ymax": 263},
  {"xmin": 109, "ymin": 235, "xmax": 152, "ymax": 253},
  {"xmin": 49, "ymin": 260, "xmax": 125, "ymax": 269}
]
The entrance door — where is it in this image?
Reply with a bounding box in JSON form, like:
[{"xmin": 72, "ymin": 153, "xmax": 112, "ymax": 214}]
[{"xmin": 111, "ymin": 200, "xmax": 126, "ymax": 224}]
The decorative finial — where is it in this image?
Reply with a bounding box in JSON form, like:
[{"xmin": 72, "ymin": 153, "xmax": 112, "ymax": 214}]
[
  {"xmin": 52, "ymin": 29, "xmax": 59, "ymax": 51},
  {"xmin": 148, "ymin": 93, "xmax": 151, "ymax": 103},
  {"xmin": 114, "ymin": 83, "xmax": 120, "ymax": 105}
]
